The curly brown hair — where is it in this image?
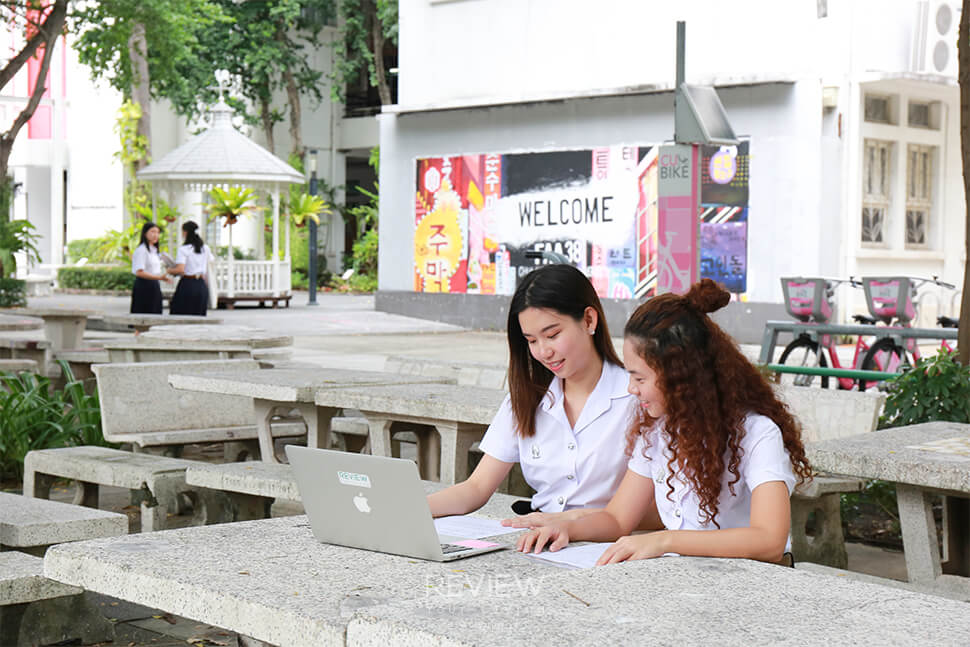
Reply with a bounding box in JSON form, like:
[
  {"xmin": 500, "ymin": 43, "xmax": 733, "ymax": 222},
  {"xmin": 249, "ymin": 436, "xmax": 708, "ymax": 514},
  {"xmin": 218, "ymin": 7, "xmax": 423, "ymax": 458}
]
[{"xmin": 624, "ymin": 279, "xmax": 812, "ymax": 527}]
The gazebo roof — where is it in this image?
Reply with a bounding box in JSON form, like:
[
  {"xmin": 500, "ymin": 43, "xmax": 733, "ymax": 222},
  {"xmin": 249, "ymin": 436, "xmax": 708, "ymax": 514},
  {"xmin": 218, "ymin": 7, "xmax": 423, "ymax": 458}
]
[{"xmin": 136, "ymin": 99, "xmax": 305, "ymax": 191}]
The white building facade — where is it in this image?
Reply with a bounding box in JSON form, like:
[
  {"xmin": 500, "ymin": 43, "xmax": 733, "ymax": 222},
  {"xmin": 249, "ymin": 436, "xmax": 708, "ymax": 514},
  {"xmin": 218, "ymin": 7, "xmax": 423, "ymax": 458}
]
[{"xmin": 377, "ymin": 0, "xmax": 965, "ymax": 335}]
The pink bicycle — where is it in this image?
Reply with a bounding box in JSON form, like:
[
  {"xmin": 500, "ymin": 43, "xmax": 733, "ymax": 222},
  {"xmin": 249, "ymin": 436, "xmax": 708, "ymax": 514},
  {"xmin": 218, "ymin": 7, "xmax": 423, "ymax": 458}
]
[
  {"xmin": 778, "ymin": 277, "xmax": 875, "ymax": 389},
  {"xmin": 856, "ymin": 275, "xmax": 957, "ymax": 389}
]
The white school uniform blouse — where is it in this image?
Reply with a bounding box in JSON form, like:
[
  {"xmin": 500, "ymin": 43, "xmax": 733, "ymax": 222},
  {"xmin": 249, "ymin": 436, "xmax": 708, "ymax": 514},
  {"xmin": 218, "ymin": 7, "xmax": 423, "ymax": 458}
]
[
  {"xmin": 131, "ymin": 244, "xmax": 162, "ymax": 277},
  {"xmin": 176, "ymin": 244, "xmax": 211, "ymax": 276},
  {"xmin": 478, "ymin": 361, "xmax": 636, "ymax": 513},
  {"xmin": 628, "ymin": 413, "xmax": 796, "ymax": 543}
]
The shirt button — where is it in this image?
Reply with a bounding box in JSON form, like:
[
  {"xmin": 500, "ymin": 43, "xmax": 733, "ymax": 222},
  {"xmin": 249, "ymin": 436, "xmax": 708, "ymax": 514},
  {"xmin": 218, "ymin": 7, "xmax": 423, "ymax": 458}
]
[
  {"xmin": 557, "ymin": 496, "xmax": 565, "ymax": 505},
  {"xmin": 674, "ymin": 509, "xmax": 682, "ymax": 518},
  {"xmin": 566, "ymin": 475, "xmax": 575, "ymax": 480},
  {"xmin": 567, "ymin": 443, "xmax": 576, "ymax": 450}
]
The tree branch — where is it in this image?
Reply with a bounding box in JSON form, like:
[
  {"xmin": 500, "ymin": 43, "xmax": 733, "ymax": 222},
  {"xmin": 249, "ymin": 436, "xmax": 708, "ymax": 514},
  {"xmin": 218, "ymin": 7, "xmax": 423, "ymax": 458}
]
[
  {"xmin": 2, "ymin": 0, "xmax": 67, "ymax": 147},
  {"xmin": 0, "ymin": 0, "xmax": 65, "ymax": 91}
]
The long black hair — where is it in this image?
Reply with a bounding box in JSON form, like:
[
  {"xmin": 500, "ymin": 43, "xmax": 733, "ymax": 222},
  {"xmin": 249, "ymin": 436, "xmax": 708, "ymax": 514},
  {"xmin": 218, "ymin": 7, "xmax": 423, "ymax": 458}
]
[
  {"xmin": 506, "ymin": 264, "xmax": 621, "ymax": 437},
  {"xmin": 138, "ymin": 222, "xmax": 160, "ymax": 252},
  {"xmin": 182, "ymin": 220, "xmax": 204, "ymax": 253}
]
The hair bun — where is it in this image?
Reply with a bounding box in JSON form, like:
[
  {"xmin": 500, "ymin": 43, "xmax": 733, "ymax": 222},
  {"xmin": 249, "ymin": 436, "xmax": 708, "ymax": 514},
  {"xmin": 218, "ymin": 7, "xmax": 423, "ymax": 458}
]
[{"xmin": 685, "ymin": 278, "xmax": 730, "ymax": 314}]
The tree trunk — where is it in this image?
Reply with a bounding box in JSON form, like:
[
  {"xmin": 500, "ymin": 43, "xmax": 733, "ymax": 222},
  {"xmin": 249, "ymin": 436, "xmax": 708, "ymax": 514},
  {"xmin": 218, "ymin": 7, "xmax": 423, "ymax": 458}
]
[
  {"xmin": 0, "ymin": 0, "xmax": 67, "ymax": 185},
  {"xmin": 284, "ymin": 67, "xmax": 302, "ymax": 161},
  {"xmin": 128, "ymin": 22, "xmax": 152, "ymax": 169},
  {"xmin": 370, "ymin": 2, "xmax": 392, "ymax": 105},
  {"xmin": 959, "ymin": 0, "xmax": 970, "ymax": 366},
  {"xmin": 260, "ymin": 97, "xmax": 276, "ymax": 155}
]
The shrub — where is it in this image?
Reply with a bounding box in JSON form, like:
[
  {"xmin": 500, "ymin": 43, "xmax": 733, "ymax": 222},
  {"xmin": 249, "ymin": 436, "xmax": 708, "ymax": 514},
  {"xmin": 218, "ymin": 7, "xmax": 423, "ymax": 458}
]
[
  {"xmin": 0, "ymin": 278, "xmax": 26, "ymax": 307},
  {"xmin": 0, "ymin": 362, "xmax": 110, "ymax": 481},
  {"xmin": 66, "ymin": 238, "xmax": 101, "ymax": 263},
  {"xmin": 57, "ymin": 266, "xmax": 134, "ymax": 291},
  {"xmin": 879, "ymin": 348, "xmax": 970, "ymax": 428}
]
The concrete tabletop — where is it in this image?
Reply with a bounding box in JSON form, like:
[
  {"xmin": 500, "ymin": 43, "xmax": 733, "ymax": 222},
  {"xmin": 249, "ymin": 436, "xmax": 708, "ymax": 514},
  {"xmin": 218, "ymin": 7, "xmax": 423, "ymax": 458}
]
[
  {"xmin": 347, "ymin": 556, "xmax": 970, "ymax": 647},
  {"xmin": 0, "ymin": 307, "xmax": 96, "ymax": 318},
  {"xmin": 314, "ymin": 383, "xmax": 506, "ymax": 425},
  {"xmin": 0, "ymin": 312, "xmax": 43, "ymax": 331},
  {"xmin": 102, "ymin": 324, "xmax": 292, "ymax": 350},
  {"xmin": 43, "ymin": 513, "xmax": 538, "ymax": 647},
  {"xmin": 101, "ymin": 314, "xmax": 224, "ymax": 328},
  {"xmin": 808, "ymin": 421, "xmax": 970, "ymax": 492},
  {"xmin": 168, "ymin": 368, "xmax": 457, "ymax": 403}
]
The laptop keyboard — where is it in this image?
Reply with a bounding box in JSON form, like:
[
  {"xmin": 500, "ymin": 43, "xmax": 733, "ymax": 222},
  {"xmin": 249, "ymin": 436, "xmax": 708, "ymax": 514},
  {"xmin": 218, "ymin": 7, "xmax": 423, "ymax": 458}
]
[{"xmin": 440, "ymin": 543, "xmax": 473, "ymax": 555}]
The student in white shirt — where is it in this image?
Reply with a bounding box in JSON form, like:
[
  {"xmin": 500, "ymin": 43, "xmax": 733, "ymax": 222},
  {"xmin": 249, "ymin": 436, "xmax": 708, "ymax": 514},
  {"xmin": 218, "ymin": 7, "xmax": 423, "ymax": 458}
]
[
  {"xmin": 167, "ymin": 220, "xmax": 212, "ymax": 316},
  {"xmin": 516, "ymin": 279, "xmax": 813, "ymax": 565},
  {"xmin": 130, "ymin": 221, "xmax": 170, "ymax": 314},
  {"xmin": 428, "ymin": 264, "xmax": 637, "ymax": 527}
]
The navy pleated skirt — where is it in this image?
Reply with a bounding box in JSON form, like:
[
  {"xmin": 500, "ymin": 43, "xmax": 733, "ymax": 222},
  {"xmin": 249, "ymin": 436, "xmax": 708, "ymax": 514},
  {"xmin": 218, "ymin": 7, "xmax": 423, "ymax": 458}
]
[
  {"xmin": 170, "ymin": 277, "xmax": 208, "ymax": 316},
  {"xmin": 130, "ymin": 277, "xmax": 162, "ymax": 314}
]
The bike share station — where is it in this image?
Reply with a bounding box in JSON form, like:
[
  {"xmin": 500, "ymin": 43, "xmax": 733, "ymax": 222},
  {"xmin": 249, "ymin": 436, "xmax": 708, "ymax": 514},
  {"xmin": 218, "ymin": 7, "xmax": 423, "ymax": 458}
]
[{"xmin": 761, "ymin": 276, "xmax": 958, "ymax": 389}]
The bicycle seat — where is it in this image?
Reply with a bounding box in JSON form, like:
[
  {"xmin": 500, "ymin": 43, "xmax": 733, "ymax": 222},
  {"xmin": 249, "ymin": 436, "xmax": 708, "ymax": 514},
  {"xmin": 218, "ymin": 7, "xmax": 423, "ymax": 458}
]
[
  {"xmin": 853, "ymin": 314, "xmax": 878, "ymax": 325},
  {"xmin": 938, "ymin": 315, "xmax": 959, "ymax": 328}
]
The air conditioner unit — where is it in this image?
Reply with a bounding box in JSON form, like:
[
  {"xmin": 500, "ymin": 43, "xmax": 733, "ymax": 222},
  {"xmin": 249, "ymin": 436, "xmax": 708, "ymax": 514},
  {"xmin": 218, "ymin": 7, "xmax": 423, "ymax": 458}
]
[{"xmin": 912, "ymin": 0, "xmax": 960, "ymax": 77}]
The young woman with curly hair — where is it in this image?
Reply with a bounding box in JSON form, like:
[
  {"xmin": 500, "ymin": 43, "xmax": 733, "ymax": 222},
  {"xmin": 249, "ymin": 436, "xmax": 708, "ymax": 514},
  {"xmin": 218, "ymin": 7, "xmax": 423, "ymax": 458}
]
[{"xmin": 516, "ymin": 278, "xmax": 812, "ymax": 565}]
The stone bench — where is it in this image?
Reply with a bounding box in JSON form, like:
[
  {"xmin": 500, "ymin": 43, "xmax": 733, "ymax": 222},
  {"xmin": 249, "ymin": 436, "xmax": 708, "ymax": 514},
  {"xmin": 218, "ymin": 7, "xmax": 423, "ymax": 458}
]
[
  {"xmin": 95, "ymin": 359, "xmax": 304, "ymax": 458},
  {"xmin": 383, "ymin": 355, "xmax": 507, "ymax": 389},
  {"xmin": 778, "ymin": 385, "xmax": 887, "ymax": 569},
  {"xmin": 23, "ymin": 446, "xmax": 212, "ymax": 532},
  {"xmin": 0, "ymin": 492, "xmax": 127, "ymax": 556},
  {"xmin": 0, "ymin": 358, "xmax": 39, "ymax": 374},
  {"xmin": 0, "ymin": 337, "xmax": 50, "ymax": 373}
]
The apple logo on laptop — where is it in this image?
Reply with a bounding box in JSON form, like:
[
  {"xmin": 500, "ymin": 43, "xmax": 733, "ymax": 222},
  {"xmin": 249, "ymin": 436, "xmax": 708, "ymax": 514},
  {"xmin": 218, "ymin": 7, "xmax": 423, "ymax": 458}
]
[{"xmin": 353, "ymin": 493, "xmax": 371, "ymax": 513}]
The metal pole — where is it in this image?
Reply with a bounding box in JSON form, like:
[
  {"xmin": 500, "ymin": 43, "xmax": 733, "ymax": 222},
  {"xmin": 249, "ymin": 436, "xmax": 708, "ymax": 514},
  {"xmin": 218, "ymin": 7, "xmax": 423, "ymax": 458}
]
[
  {"xmin": 308, "ymin": 149, "xmax": 319, "ymax": 306},
  {"xmin": 674, "ymin": 21, "xmax": 685, "ymax": 142}
]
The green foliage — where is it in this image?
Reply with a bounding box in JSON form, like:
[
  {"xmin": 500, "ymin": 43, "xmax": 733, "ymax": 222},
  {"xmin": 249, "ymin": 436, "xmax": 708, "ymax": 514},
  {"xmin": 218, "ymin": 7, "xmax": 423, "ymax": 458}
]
[
  {"xmin": 66, "ymin": 239, "xmax": 102, "ymax": 264},
  {"xmin": 879, "ymin": 349, "xmax": 970, "ymax": 428},
  {"xmin": 331, "ymin": 0, "xmax": 397, "ymax": 103},
  {"xmin": 214, "ymin": 246, "xmax": 256, "ymax": 261},
  {"xmin": 93, "ymin": 221, "xmax": 147, "ymax": 265},
  {"xmin": 0, "ymin": 278, "xmax": 26, "ymax": 307},
  {"xmin": 203, "ymin": 187, "xmax": 262, "ymax": 227},
  {"xmin": 73, "ymin": 0, "xmax": 231, "ymax": 120},
  {"xmin": 0, "ymin": 362, "xmax": 110, "ymax": 481},
  {"xmin": 351, "ymin": 228, "xmax": 378, "ymax": 276},
  {"xmin": 287, "ymin": 192, "xmax": 331, "ymax": 227},
  {"xmin": 57, "ymin": 266, "xmax": 135, "ymax": 292},
  {"xmin": 345, "ymin": 146, "xmax": 379, "ymax": 280},
  {"xmin": 0, "ymin": 219, "xmax": 40, "ymax": 278}
]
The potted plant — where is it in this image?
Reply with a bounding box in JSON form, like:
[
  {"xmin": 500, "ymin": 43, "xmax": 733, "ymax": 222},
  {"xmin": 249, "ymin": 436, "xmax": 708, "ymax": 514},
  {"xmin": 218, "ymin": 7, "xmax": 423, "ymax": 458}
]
[
  {"xmin": 287, "ymin": 192, "xmax": 330, "ymax": 228},
  {"xmin": 203, "ymin": 187, "xmax": 261, "ymax": 227}
]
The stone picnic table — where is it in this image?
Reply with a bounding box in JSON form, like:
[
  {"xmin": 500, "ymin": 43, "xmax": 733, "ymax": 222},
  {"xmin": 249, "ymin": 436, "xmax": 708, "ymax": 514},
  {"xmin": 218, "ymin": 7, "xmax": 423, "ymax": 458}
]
[
  {"xmin": 167, "ymin": 367, "xmax": 458, "ymax": 464},
  {"xmin": 808, "ymin": 421, "xmax": 970, "ymax": 598},
  {"xmin": 0, "ymin": 307, "xmax": 95, "ymax": 352},
  {"xmin": 43, "ymin": 494, "xmax": 970, "ymax": 646},
  {"xmin": 99, "ymin": 313, "xmax": 223, "ymax": 334},
  {"xmin": 314, "ymin": 382, "xmax": 506, "ymax": 485},
  {"xmin": 102, "ymin": 324, "xmax": 292, "ymax": 363}
]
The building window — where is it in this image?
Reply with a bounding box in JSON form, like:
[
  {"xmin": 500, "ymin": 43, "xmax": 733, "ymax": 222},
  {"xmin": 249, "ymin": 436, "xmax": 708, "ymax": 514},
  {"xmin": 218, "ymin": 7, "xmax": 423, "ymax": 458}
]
[
  {"xmin": 905, "ymin": 144, "xmax": 934, "ymax": 248},
  {"xmin": 862, "ymin": 139, "xmax": 892, "ymax": 246},
  {"xmin": 864, "ymin": 95, "xmax": 895, "ymax": 124}
]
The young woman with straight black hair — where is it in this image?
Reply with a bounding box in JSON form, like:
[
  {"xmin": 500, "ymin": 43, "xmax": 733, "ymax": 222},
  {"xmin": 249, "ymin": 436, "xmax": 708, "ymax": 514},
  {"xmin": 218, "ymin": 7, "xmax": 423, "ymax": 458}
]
[
  {"xmin": 428, "ymin": 264, "xmax": 637, "ymax": 527},
  {"xmin": 167, "ymin": 221, "xmax": 212, "ymax": 316},
  {"xmin": 130, "ymin": 221, "xmax": 169, "ymax": 314}
]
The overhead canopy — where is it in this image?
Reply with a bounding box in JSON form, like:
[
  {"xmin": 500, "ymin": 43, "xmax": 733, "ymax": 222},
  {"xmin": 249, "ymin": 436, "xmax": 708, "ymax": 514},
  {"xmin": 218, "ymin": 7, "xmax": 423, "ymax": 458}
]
[{"xmin": 136, "ymin": 98, "xmax": 305, "ymax": 191}]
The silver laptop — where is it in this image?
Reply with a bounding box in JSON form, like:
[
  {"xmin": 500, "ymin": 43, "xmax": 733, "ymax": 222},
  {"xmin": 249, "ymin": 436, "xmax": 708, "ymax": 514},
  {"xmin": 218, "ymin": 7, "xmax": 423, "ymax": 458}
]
[{"xmin": 285, "ymin": 445, "xmax": 507, "ymax": 562}]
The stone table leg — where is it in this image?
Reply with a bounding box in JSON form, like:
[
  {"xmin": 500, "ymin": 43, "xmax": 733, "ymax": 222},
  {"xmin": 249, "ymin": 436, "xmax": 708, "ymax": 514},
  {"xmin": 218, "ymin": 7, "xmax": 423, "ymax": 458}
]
[
  {"xmin": 897, "ymin": 484, "xmax": 942, "ymax": 585},
  {"xmin": 297, "ymin": 403, "xmax": 336, "ymax": 451},
  {"xmin": 414, "ymin": 427, "xmax": 441, "ymax": 482},
  {"xmin": 253, "ymin": 399, "xmax": 290, "ymax": 463},
  {"xmin": 44, "ymin": 317, "xmax": 87, "ymax": 352},
  {"xmin": 366, "ymin": 417, "xmax": 394, "ymax": 458},
  {"xmin": 434, "ymin": 423, "xmax": 485, "ymax": 485}
]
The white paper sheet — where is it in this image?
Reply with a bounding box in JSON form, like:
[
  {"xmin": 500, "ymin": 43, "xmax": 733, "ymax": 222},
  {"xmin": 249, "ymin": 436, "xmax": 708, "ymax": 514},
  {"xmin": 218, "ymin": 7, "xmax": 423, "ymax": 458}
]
[
  {"xmin": 434, "ymin": 515, "xmax": 522, "ymax": 540},
  {"xmin": 522, "ymin": 542, "xmax": 613, "ymax": 569}
]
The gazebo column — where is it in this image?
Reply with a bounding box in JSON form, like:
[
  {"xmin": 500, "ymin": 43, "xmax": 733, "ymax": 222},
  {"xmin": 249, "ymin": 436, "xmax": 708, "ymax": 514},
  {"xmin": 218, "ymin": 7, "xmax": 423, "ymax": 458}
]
[{"xmin": 272, "ymin": 189, "xmax": 280, "ymax": 297}]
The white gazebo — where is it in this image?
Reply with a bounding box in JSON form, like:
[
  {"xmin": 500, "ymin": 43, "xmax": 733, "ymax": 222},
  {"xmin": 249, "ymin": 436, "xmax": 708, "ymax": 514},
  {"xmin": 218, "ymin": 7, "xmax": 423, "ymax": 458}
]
[{"xmin": 136, "ymin": 98, "xmax": 305, "ymax": 307}]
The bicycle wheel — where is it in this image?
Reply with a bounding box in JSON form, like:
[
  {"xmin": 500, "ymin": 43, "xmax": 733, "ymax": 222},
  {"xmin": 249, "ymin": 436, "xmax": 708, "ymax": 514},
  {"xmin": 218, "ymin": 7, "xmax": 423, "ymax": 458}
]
[
  {"xmin": 859, "ymin": 337, "xmax": 911, "ymax": 390},
  {"xmin": 778, "ymin": 337, "xmax": 830, "ymax": 388}
]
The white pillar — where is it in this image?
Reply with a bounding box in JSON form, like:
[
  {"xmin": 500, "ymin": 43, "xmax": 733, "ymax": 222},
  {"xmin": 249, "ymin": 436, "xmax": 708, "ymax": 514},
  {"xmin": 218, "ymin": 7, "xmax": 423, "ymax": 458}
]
[
  {"xmin": 228, "ymin": 223, "xmax": 235, "ymax": 298},
  {"xmin": 272, "ymin": 189, "xmax": 280, "ymax": 296}
]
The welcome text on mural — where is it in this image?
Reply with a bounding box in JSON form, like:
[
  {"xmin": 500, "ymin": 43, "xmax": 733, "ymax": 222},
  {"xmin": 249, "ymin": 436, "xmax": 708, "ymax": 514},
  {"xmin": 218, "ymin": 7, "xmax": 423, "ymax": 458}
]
[{"xmin": 518, "ymin": 196, "xmax": 614, "ymax": 227}]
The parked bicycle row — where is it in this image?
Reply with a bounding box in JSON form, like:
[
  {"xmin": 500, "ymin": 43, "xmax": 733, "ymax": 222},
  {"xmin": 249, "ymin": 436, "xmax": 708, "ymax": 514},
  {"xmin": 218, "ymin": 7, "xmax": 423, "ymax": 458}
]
[{"xmin": 773, "ymin": 275, "xmax": 958, "ymax": 390}]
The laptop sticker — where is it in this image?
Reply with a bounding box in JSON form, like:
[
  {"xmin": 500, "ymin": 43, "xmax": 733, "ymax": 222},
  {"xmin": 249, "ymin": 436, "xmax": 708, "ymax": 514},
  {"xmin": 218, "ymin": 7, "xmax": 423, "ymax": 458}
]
[{"xmin": 337, "ymin": 470, "xmax": 372, "ymax": 488}]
